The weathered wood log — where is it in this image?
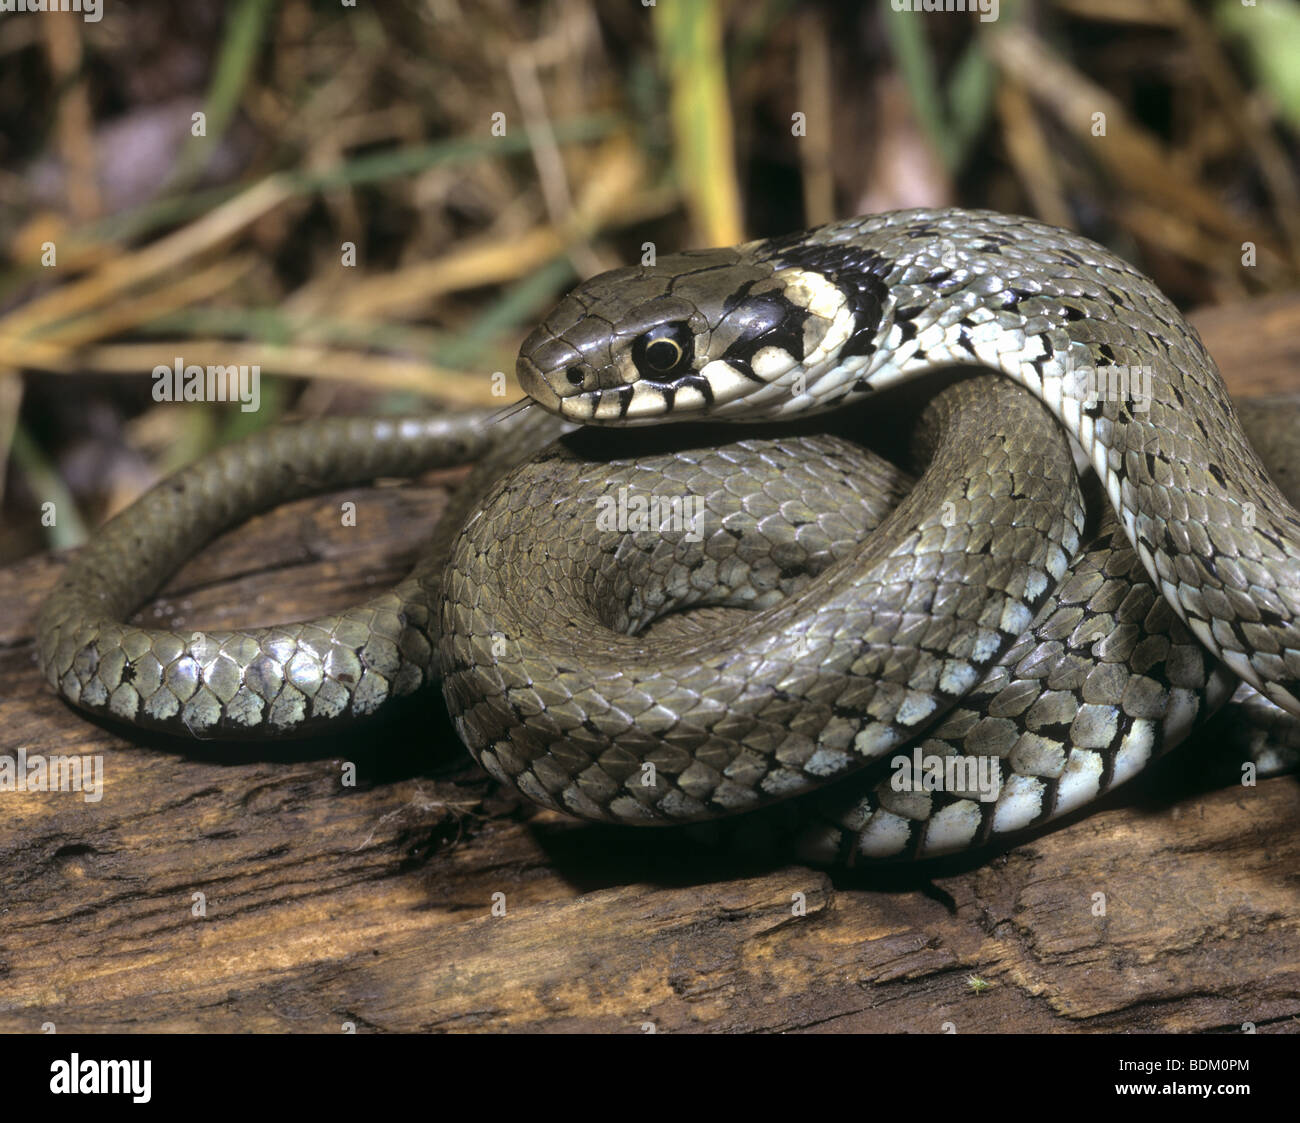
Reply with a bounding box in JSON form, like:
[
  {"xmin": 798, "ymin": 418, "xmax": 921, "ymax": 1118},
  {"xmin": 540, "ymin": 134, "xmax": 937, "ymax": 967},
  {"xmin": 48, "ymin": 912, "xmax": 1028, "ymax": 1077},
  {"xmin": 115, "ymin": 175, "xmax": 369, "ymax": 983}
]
[{"xmin": 1, "ymin": 298, "xmax": 1297, "ymax": 1033}]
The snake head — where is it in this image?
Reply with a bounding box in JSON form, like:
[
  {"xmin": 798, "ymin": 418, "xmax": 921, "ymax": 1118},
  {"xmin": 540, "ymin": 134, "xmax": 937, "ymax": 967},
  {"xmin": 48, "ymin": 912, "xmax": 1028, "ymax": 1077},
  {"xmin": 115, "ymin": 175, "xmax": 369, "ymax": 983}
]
[{"xmin": 516, "ymin": 244, "xmax": 864, "ymax": 425}]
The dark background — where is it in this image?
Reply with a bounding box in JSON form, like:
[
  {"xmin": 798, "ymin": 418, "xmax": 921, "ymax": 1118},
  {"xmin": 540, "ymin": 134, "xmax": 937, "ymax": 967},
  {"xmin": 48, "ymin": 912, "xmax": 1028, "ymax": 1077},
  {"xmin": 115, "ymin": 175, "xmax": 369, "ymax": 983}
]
[{"xmin": 1, "ymin": 0, "xmax": 1297, "ymax": 562}]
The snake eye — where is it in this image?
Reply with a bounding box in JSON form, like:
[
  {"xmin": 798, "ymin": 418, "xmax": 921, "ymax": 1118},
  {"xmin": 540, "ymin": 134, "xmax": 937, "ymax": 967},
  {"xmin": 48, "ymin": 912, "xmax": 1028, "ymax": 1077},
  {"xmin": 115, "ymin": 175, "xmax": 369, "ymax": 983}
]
[
  {"xmin": 646, "ymin": 338, "xmax": 682, "ymax": 370},
  {"xmin": 632, "ymin": 322, "xmax": 693, "ymax": 381},
  {"xmin": 565, "ymin": 366, "xmax": 586, "ymax": 387}
]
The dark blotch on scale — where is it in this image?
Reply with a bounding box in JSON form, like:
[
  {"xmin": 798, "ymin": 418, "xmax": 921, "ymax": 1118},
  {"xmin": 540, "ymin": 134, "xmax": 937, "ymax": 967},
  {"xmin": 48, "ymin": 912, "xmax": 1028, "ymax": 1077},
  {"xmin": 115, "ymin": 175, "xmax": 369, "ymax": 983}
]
[
  {"xmin": 720, "ymin": 291, "xmax": 813, "ymax": 377},
  {"xmin": 611, "ymin": 384, "xmax": 634, "ymax": 418},
  {"xmin": 758, "ymin": 236, "xmax": 892, "ymax": 361}
]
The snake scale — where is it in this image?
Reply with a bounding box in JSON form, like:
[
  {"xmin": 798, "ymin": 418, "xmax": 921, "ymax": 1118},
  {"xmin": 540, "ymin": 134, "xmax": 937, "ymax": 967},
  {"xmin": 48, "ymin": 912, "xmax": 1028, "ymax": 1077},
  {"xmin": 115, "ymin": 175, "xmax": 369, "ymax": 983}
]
[{"xmin": 36, "ymin": 208, "xmax": 1300, "ymax": 863}]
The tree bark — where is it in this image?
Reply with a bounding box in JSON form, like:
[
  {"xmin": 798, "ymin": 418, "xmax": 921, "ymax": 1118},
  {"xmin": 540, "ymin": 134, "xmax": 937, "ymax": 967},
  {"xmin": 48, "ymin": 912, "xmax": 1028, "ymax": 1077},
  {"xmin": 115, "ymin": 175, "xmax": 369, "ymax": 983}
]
[{"xmin": 1, "ymin": 298, "xmax": 1297, "ymax": 1033}]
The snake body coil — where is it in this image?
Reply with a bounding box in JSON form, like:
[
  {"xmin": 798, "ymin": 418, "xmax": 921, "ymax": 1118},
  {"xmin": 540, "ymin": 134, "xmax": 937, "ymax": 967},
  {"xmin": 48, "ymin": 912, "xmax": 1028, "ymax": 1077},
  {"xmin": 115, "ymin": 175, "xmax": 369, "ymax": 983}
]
[{"xmin": 37, "ymin": 208, "xmax": 1300, "ymax": 862}]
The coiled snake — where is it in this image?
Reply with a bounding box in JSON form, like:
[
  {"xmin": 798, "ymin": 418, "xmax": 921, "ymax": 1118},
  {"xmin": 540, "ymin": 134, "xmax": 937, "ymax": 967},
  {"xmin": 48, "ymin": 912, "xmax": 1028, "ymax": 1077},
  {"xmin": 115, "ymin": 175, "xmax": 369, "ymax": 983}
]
[{"xmin": 36, "ymin": 208, "xmax": 1300, "ymax": 863}]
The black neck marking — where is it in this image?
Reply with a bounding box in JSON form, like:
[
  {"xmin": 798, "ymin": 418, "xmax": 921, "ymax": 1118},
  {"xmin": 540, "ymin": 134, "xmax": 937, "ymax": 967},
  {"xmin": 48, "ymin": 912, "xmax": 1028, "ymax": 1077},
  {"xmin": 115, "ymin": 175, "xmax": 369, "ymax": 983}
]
[{"xmin": 758, "ymin": 234, "xmax": 892, "ymax": 361}]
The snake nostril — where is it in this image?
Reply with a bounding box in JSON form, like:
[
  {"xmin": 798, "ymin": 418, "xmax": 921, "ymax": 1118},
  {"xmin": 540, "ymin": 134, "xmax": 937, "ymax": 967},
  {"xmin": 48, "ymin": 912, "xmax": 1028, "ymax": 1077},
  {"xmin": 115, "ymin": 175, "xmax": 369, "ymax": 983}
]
[{"xmin": 564, "ymin": 367, "xmax": 586, "ymax": 388}]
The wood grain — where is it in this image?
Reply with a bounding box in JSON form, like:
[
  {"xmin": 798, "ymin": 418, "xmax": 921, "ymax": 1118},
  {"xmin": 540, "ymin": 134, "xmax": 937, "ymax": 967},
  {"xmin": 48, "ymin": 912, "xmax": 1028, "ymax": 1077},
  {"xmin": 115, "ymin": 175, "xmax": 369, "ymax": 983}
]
[{"xmin": 1, "ymin": 298, "xmax": 1297, "ymax": 1034}]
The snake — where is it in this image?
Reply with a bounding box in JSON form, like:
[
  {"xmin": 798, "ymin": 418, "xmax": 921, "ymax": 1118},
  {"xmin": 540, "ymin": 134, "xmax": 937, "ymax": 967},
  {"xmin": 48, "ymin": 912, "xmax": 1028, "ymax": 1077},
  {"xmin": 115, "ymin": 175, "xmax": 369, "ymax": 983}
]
[{"xmin": 36, "ymin": 207, "xmax": 1300, "ymax": 864}]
